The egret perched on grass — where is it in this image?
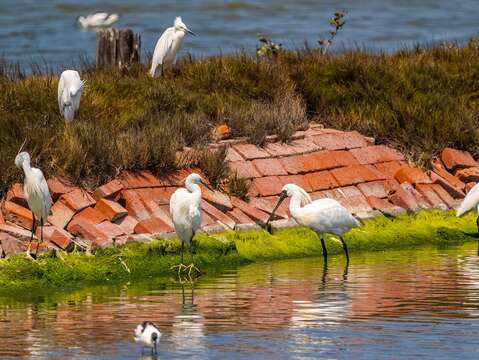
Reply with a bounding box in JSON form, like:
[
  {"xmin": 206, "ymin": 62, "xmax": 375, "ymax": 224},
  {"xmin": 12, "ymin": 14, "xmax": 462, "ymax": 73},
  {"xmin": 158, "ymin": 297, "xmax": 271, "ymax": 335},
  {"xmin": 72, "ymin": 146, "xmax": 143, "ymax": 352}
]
[
  {"xmin": 265, "ymin": 184, "xmax": 360, "ymax": 263},
  {"xmin": 456, "ymin": 183, "xmax": 479, "ymax": 254},
  {"xmin": 149, "ymin": 16, "xmax": 196, "ymax": 77},
  {"xmin": 58, "ymin": 70, "xmax": 85, "ymax": 122},
  {"xmin": 15, "ymin": 151, "xmax": 52, "ymax": 259},
  {"xmin": 134, "ymin": 321, "xmax": 161, "ymax": 356},
  {"xmin": 77, "ymin": 12, "xmax": 119, "ymax": 28},
  {"xmin": 170, "ymin": 173, "xmax": 203, "ymax": 275}
]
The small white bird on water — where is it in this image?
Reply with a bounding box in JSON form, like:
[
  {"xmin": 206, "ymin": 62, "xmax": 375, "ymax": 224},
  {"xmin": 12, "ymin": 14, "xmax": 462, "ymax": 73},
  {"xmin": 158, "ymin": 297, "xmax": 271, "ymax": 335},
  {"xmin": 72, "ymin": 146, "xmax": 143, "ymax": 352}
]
[
  {"xmin": 15, "ymin": 151, "xmax": 52, "ymax": 259},
  {"xmin": 134, "ymin": 321, "xmax": 161, "ymax": 356},
  {"xmin": 169, "ymin": 173, "xmax": 203, "ymax": 274},
  {"xmin": 150, "ymin": 16, "xmax": 196, "ymax": 77},
  {"xmin": 77, "ymin": 12, "xmax": 119, "ymax": 28},
  {"xmin": 58, "ymin": 70, "xmax": 85, "ymax": 122},
  {"xmin": 266, "ymin": 184, "xmax": 360, "ymax": 263}
]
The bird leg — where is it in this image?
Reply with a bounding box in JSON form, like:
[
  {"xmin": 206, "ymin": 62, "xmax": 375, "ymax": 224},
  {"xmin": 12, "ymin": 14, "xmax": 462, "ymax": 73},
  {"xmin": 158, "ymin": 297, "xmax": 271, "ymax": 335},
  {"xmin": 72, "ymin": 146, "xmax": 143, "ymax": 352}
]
[
  {"xmin": 33, "ymin": 218, "xmax": 44, "ymax": 258},
  {"xmin": 26, "ymin": 213, "xmax": 37, "ymax": 260},
  {"xmin": 317, "ymin": 232, "xmax": 328, "ymax": 262},
  {"xmin": 339, "ymin": 236, "xmax": 350, "ymax": 265}
]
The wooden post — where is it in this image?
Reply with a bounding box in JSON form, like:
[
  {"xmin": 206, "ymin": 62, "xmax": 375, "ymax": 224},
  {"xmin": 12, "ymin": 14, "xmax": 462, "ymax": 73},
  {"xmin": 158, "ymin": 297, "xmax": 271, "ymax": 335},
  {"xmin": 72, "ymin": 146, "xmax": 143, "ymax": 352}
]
[{"xmin": 96, "ymin": 28, "xmax": 141, "ymax": 69}]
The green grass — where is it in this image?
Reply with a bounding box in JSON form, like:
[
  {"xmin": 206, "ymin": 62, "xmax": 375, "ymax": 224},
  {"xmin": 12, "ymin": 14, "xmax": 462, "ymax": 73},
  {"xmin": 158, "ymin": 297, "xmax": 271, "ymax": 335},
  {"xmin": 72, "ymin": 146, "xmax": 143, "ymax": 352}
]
[{"xmin": 0, "ymin": 210, "xmax": 476, "ymax": 293}]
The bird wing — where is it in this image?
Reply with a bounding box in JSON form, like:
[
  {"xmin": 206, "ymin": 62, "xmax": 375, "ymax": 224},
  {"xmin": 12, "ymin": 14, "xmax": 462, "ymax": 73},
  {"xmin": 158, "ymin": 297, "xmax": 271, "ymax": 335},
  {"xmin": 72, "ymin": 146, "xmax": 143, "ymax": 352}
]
[
  {"xmin": 35, "ymin": 168, "xmax": 52, "ymax": 218},
  {"xmin": 134, "ymin": 324, "xmax": 143, "ymax": 341},
  {"xmin": 150, "ymin": 27, "xmax": 175, "ymax": 77},
  {"xmin": 90, "ymin": 12, "xmax": 109, "ymax": 23},
  {"xmin": 457, "ymin": 183, "xmax": 479, "ymax": 217},
  {"xmin": 57, "ymin": 74, "xmax": 66, "ymax": 115},
  {"xmin": 70, "ymin": 79, "xmax": 84, "ymax": 113}
]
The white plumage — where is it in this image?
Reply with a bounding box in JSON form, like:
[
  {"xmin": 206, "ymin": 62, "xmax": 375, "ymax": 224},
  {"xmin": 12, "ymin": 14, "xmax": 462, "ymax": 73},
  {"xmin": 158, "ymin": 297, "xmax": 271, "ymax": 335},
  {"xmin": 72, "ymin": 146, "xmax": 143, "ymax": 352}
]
[
  {"xmin": 78, "ymin": 13, "xmax": 119, "ymax": 28},
  {"xmin": 457, "ymin": 183, "xmax": 479, "ymax": 217},
  {"xmin": 150, "ymin": 16, "xmax": 196, "ymax": 77},
  {"xmin": 58, "ymin": 70, "xmax": 85, "ymax": 122},
  {"xmin": 134, "ymin": 321, "xmax": 161, "ymax": 355},
  {"xmin": 15, "ymin": 152, "xmax": 52, "ymax": 257}
]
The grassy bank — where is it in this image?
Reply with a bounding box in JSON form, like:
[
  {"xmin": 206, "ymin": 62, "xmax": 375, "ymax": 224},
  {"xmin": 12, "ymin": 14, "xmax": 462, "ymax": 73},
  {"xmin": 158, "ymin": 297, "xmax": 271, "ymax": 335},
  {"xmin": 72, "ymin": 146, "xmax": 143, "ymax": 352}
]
[
  {"xmin": 0, "ymin": 210, "xmax": 477, "ymax": 293},
  {"xmin": 2, "ymin": 39, "xmax": 479, "ymax": 195}
]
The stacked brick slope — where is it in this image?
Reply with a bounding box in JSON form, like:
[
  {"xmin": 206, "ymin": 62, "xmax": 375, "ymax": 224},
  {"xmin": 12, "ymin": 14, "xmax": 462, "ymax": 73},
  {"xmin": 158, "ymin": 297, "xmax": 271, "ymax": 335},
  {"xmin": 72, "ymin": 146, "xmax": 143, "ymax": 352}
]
[{"xmin": 0, "ymin": 125, "xmax": 475, "ymax": 256}]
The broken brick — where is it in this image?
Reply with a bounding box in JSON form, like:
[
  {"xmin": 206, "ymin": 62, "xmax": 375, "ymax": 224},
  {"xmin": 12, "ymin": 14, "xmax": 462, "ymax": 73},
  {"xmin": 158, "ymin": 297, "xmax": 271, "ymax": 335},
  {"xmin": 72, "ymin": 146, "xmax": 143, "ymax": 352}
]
[
  {"xmin": 67, "ymin": 218, "xmax": 111, "ymax": 248},
  {"xmin": 117, "ymin": 190, "xmax": 150, "ymax": 221},
  {"xmin": 416, "ymin": 184, "xmax": 448, "ymax": 210},
  {"xmin": 93, "ymin": 179, "xmax": 124, "ymax": 200},
  {"xmin": 6, "ymin": 183, "xmax": 27, "ymax": 207},
  {"xmin": 134, "ymin": 217, "xmax": 173, "ymax": 234},
  {"xmin": 47, "ymin": 201, "xmax": 75, "ymax": 229},
  {"xmin": 227, "ymin": 208, "xmax": 254, "ymax": 224},
  {"xmin": 429, "ymin": 171, "xmax": 465, "ymax": 199},
  {"xmin": 304, "ymin": 171, "xmax": 338, "ymax": 191},
  {"xmin": 114, "ymin": 215, "xmax": 139, "ymax": 235},
  {"xmin": 441, "ymin": 148, "xmax": 479, "ymax": 171},
  {"xmin": 374, "ymin": 161, "xmax": 407, "ymax": 179},
  {"xmin": 96, "ymin": 221, "xmax": 126, "ymax": 239},
  {"xmin": 59, "ymin": 189, "xmax": 95, "ymax": 213},
  {"xmin": 350, "ymin": 145, "xmax": 405, "ymax": 164},
  {"xmin": 455, "ymin": 167, "xmax": 479, "ymax": 183},
  {"xmin": 394, "ymin": 166, "xmax": 432, "ymax": 185},
  {"xmin": 2, "ymin": 201, "xmax": 33, "ymax": 230},
  {"xmin": 231, "ymin": 197, "xmax": 270, "ymax": 223},
  {"xmin": 201, "ymin": 200, "xmax": 236, "ymax": 229},
  {"xmin": 251, "ymin": 176, "xmax": 283, "ymax": 196},
  {"xmin": 357, "ymin": 180, "xmax": 399, "ymax": 198},
  {"xmin": 74, "ymin": 207, "xmax": 108, "ymax": 225},
  {"xmin": 252, "ymin": 158, "xmax": 288, "ymax": 176},
  {"xmin": 47, "ymin": 177, "xmax": 76, "ymax": 201},
  {"xmin": 95, "ymin": 198, "xmax": 128, "ymax": 222},
  {"xmin": 233, "ymin": 143, "xmax": 270, "ymax": 159},
  {"xmin": 366, "ymin": 196, "xmax": 406, "ymax": 216},
  {"xmin": 330, "ymin": 165, "xmax": 384, "ymax": 187},
  {"xmin": 229, "ymin": 161, "xmax": 262, "ymax": 179}
]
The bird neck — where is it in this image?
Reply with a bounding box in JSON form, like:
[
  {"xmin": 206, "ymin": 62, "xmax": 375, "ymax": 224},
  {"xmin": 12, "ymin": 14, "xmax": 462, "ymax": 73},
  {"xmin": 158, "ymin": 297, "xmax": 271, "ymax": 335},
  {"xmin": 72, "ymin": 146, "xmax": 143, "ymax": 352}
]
[
  {"xmin": 289, "ymin": 191, "xmax": 303, "ymax": 218},
  {"xmin": 186, "ymin": 182, "xmax": 201, "ymax": 195},
  {"xmin": 21, "ymin": 160, "xmax": 33, "ymax": 178}
]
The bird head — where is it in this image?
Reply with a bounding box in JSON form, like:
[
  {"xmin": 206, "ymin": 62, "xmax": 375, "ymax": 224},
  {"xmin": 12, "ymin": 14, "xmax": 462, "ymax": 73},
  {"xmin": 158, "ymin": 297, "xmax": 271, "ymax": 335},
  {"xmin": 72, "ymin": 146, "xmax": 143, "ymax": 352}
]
[
  {"xmin": 185, "ymin": 173, "xmax": 203, "ymax": 185},
  {"xmin": 15, "ymin": 151, "xmax": 30, "ymax": 169},
  {"xmin": 174, "ymin": 16, "xmax": 196, "ymax": 36}
]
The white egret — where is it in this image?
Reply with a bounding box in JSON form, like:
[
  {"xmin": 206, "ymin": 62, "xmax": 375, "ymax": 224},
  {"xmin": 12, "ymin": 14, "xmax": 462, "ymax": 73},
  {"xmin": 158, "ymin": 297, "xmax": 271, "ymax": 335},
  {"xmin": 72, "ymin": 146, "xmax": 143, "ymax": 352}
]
[
  {"xmin": 149, "ymin": 16, "xmax": 196, "ymax": 77},
  {"xmin": 15, "ymin": 151, "xmax": 52, "ymax": 259},
  {"xmin": 77, "ymin": 13, "xmax": 119, "ymax": 28},
  {"xmin": 58, "ymin": 70, "xmax": 85, "ymax": 122},
  {"xmin": 266, "ymin": 184, "xmax": 360, "ymax": 263},
  {"xmin": 134, "ymin": 321, "xmax": 161, "ymax": 356},
  {"xmin": 169, "ymin": 173, "xmax": 203, "ymax": 274},
  {"xmin": 456, "ymin": 183, "xmax": 479, "ymax": 254}
]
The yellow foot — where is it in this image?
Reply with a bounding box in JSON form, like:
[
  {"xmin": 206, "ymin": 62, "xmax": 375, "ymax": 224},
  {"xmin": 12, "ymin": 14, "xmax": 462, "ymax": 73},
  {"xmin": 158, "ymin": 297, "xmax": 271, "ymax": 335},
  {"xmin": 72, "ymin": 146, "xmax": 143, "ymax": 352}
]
[{"xmin": 170, "ymin": 263, "xmax": 201, "ymax": 280}]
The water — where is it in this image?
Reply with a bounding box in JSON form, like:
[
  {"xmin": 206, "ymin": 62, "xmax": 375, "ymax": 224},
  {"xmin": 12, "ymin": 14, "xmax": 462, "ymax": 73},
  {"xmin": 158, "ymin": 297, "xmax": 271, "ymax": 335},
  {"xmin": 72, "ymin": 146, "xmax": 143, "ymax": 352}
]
[
  {"xmin": 0, "ymin": 0, "xmax": 478, "ymax": 69},
  {"xmin": 1, "ymin": 244, "xmax": 479, "ymax": 359}
]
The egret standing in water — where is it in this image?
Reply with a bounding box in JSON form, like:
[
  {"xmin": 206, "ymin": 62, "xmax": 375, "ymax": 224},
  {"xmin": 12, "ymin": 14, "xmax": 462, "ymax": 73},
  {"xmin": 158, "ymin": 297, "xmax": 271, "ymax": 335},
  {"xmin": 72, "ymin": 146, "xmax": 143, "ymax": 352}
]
[
  {"xmin": 149, "ymin": 16, "xmax": 196, "ymax": 77},
  {"xmin": 134, "ymin": 321, "xmax": 161, "ymax": 356},
  {"xmin": 15, "ymin": 151, "xmax": 52, "ymax": 259},
  {"xmin": 266, "ymin": 184, "xmax": 359, "ymax": 263},
  {"xmin": 58, "ymin": 70, "xmax": 85, "ymax": 122},
  {"xmin": 170, "ymin": 173, "xmax": 203, "ymax": 274},
  {"xmin": 456, "ymin": 183, "xmax": 479, "ymax": 254}
]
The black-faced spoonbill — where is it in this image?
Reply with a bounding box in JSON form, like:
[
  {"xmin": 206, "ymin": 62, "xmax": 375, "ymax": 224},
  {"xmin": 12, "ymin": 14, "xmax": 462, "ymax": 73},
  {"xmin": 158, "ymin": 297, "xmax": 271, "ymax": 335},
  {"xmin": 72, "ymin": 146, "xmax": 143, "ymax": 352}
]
[{"xmin": 134, "ymin": 321, "xmax": 161, "ymax": 356}]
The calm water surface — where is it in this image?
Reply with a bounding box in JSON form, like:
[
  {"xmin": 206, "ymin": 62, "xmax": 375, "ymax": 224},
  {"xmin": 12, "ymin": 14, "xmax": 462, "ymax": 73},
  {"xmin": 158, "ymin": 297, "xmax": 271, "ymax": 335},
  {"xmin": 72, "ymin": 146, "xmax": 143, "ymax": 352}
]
[
  {"xmin": 0, "ymin": 0, "xmax": 478, "ymax": 68},
  {"xmin": 1, "ymin": 244, "xmax": 479, "ymax": 359}
]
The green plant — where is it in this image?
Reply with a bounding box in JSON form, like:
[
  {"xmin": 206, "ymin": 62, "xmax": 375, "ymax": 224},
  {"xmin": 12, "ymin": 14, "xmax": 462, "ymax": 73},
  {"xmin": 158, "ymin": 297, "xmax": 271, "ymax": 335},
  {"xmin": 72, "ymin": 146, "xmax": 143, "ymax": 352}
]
[
  {"xmin": 256, "ymin": 34, "xmax": 283, "ymax": 57},
  {"xmin": 318, "ymin": 11, "xmax": 347, "ymax": 54},
  {"xmin": 228, "ymin": 173, "xmax": 250, "ymax": 200}
]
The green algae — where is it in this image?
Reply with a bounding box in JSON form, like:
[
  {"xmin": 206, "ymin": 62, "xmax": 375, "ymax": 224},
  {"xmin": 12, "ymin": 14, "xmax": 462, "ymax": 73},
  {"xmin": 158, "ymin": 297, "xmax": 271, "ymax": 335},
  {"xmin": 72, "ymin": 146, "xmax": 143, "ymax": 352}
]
[{"xmin": 0, "ymin": 210, "xmax": 477, "ymax": 293}]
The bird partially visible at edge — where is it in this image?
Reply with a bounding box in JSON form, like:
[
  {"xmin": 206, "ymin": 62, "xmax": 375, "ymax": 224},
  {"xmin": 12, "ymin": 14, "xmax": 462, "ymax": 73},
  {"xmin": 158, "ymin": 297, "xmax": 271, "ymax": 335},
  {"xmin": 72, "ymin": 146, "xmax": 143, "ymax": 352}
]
[
  {"xmin": 134, "ymin": 321, "xmax": 161, "ymax": 356},
  {"xmin": 58, "ymin": 70, "xmax": 85, "ymax": 122},
  {"xmin": 456, "ymin": 183, "xmax": 479, "ymax": 254},
  {"xmin": 150, "ymin": 16, "xmax": 196, "ymax": 77}
]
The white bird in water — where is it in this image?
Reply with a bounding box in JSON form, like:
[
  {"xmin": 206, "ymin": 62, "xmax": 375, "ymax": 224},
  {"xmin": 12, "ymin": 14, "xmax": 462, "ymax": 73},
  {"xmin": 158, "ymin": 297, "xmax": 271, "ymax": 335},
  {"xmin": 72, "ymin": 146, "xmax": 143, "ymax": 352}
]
[
  {"xmin": 150, "ymin": 16, "xmax": 196, "ymax": 77},
  {"xmin": 58, "ymin": 70, "xmax": 85, "ymax": 122},
  {"xmin": 265, "ymin": 184, "xmax": 360, "ymax": 263},
  {"xmin": 170, "ymin": 173, "xmax": 203, "ymax": 275},
  {"xmin": 456, "ymin": 183, "xmax": 479, "ymax": 254},
  {"xmin": 77, "ymin": 12, "xmax": 119, "ymax": 28},
  {"xmin": 15, "ymin": 151, "xmax": 52, "ymax": 259},
  {"xmin": 134, "ymin": 321, "xmax": 161, "ymax": 356}
]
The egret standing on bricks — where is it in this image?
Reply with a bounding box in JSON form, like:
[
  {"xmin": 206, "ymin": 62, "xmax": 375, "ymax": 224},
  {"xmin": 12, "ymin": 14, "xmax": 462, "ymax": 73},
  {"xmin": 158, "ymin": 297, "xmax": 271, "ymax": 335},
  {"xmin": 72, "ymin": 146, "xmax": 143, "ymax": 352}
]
[
  {"xmin": 134, "ymin": 321, "xmax": 161, "ymax": 356},
  {"xmin": 266, "ymin": 184, "xmax": 360, "ymax": 263},
  {"xmin": 58, "ymin": 70, "xmax": 85, "ymax": 122},
  {"xmin": 456, "ymin": 183, "xmax": 479, "ymax": 254},
  {"xmin": 149, "ymin": 16, "xmax": 196, "ymax": 77},
  {"xmin": 170, "ymin": 173, "xmax": 203, "ymax": 274},
  {"xmin": 15, "ymin": 151, "xmax": 52, "ymax": 259}
]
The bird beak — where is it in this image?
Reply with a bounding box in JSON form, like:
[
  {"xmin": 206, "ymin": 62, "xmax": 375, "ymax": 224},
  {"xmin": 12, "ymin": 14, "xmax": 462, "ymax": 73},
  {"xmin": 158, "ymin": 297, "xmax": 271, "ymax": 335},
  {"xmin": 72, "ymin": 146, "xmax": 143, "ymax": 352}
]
[
  {"xmin": 264, "ymin": 191, "xmax": 287, "ymax": 233},
  {"xmin": 17, "ymin": 138, "xmax": 27, "ymax": 155},
  {"xmin": 185, "ymin": 28, "xmax": 197, "ymax": 36}
]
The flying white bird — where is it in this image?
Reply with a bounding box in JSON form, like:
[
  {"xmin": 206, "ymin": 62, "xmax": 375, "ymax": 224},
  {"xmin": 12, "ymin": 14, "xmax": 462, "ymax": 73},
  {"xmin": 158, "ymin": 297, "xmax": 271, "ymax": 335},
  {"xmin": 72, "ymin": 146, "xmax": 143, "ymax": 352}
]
[
  {"xmin": 170, "ymin": 173, "xmax": 203, "ymax": 274},
  {"xmin": 265, "ymin": 184, "xmax": 360, "ymax": 263},
  {"xmin": 77, "ymin": 12, "xmax": 119, "ymax": 28},
  {"xmin": 58, "ymin": 70, "xmax": 85, "ymax": 122},
  {"xmin": 15, "ymin": 151, "xmax": 52, "ymax": 259},
  {"xmin": 150, "ymin": 16, "xmax": 196, "ymax": 77},
  {"xmin": 134, "ymin": 321, "xmax": 161, "ymax": 356}
]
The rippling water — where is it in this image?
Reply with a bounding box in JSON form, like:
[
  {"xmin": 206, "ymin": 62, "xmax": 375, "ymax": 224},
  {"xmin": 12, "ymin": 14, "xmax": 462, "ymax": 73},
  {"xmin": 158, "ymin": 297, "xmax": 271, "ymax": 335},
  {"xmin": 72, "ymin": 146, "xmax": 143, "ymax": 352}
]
[
  {"xmin": 0, "ymin": 0, "xmax": 478, "ymax": 68},
  {"xmin": 1, "ymin": 244, "xmax": 479, "ymax": 359}
]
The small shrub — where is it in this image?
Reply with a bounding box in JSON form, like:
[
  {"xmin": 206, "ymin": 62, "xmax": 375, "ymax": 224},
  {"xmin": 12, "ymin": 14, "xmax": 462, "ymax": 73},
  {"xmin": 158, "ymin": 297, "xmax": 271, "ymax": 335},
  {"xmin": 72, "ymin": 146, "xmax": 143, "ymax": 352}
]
[{"xmin": 228, "ymin": 173, "xmax": 250, "ymax": 201}]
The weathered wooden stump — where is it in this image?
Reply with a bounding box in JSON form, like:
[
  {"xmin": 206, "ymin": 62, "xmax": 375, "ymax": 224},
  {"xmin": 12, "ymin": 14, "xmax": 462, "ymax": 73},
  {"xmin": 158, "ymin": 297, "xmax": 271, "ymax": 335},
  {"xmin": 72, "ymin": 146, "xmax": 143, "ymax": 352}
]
[{"xmin": 96, "ymin": 28, "xmax": 141, "ymax": 69}]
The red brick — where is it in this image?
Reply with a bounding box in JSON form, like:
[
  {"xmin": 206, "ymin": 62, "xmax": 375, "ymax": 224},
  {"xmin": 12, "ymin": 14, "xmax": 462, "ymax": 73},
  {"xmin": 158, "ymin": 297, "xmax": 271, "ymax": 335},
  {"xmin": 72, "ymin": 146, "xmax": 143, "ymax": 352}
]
[
  {"xmin": 350, "ymin": 145, "xmax": 405, "ymax": 164},
  {"xmin": 200, "ymin": 211, "xmax": 216, "ymax": 227},
  {"xmin": 304, "ymin": 171, "xmax": 338, "ymax": 191},
  {"xmin": 59, "ymin": 189, "xmax": 95, "ymax": 213},
  {"xmin": 357, "ymin": 180, "xmax": 399, "ymax": 198},
  {"xmin": 455, "ymin": 167, "xmax": 479, "ymax": 183},
  {"xmin": 336, "ymin": 186, "xmax": 362, "ymax": 197},
  {"xmin": 114, "ymin": 215, "xmax": 138, "ymax": 235},
  {"xmin": 93, "ymin": 179, "xmax": 124, "ymax": 200},
  {"xmin": 201, "ymin": 186, "xmax": 233, "ymax": 211},
  {"xmin": 6, "ymin": 183, "xmax": 27, "ymax": 207},
  {"xmin": 38, "ymin": 225, "xmax": 72, "ymax": 249},
  {"xmin": 301, "ymin": 151, "xmax": 338, "ymax": 172},
  {"xmin": 47, "ymin": 177, "xmax": 76, "ymax": 201},
  {"xmin": 229, "ymin": 161, "xmax": 261, "ymax": 179},
  {"xmin": 117, "ymin": 190, "xmax": 150, "ymax": 221},
  {"xmin": 249, "ymin": 196, "xmax": 290, "ymax": 219},
  {"xmin": 47, "ymin": 201, "xmax": 75, "ymax": 229},
  {"xmin": 339, "ymin": 194, "xmax": 373, "ymax": 214},
  {"xmin": 394, "ymin": 167, "xmax": 432, "ymax": 185},
  {"xmin": 403, "ymin": 182, "xmax": 431, "ymax": 209},
  {"xmin": 288, "ymin": 138, "xmax": 320, "ymax": 153},
  {"xmin": 441, "ymin": 148, "xmax": 479, "ymax": 171},
  {"xmin": 136, "ymin": 187, "xmax": 177, "ymax": 205},
  {"xmin": 247, "ymin": 182, "xmax": 260, "ymax": 198},
  {"xmin": 278, "ymin": 175, "xmax": 313, "ymax": 192},
  {"xmin": 264, "ymin": 142, "xmax": 301, "ymax": 157},
  {"xmin": 429, "ymin": 171, "xmax": 465, "ymax": 199},
  {"xmin": 201, "ymin": 200, "xmax": 236, "ymax": 229},
  {"xmin": 0, "ymin": 207, "xmax": 4, "ymax": 224},
  {"xmin": 134, "ymin": 217, "xmax": 173, "ymax": 234},
  {"xmin": 312, "ymin": 131, "xmax": 369, "ymax": 150},
  {"xmin": 252, "ymin": 158, "xmax": 288, "ymax": 176},
  {"xmin": 366, "ymin": 196, "xmax": 406, "ymax": 216},
  {"xmin": 233, "ymin": 143, "xmax": 270, "ymax": 159},
  {"xmin": 389, "ymin": 186, "xmax": 421, "ymax": 213},
  {"xmin": 165, "ymin": 168, "xmax": 205, "ymax": 187},
  {"xmin": 231, "ymin": 197, "xmax": 270, "ymax": 223},
  {"xmin": 466, "ymin": 182, "xmax": 477, "ymax": 193},
  {"xmin": 416, "ymin": 184, "xmax": 448, "ymax": 210},
  {"xmin": 0, "ymin": 232, "xmax": 26, "ymax": 256},
  {"xmin": 119, "ymin": 171, "xmax": 163, "ymax": 189},
  {"xmin": 279, "ymin": 156, "xmax": 306, "ymax": 175},
  {"xmin": 137, "ymin": 194, "xmax": 174, "ymax": 228},
  {"xmin": 225, "ymin": 147, "xmax": 244, "ymax": 162},
  {"xmin": 330, "ymin": 165, "xmax": 383, "ymax": 186},
  {"xmin": 430, "ymin": 184, "xmax": 459, "ymax": 209},
  {"xmin": 251, "ymin": 176, "xmax": 283, "ymax": 196},
  {"xmin": 95, "ymin": 198, "xmax": 128, "ymax": 222},
  {"xmin": 96, "ymin": 221, "xmax": 126, "ymax": 239},
  {"xmin": 0, "ymin": 223, "xmax": 34, "ymax": 241},
  {"xmin": 374, "ymin": 161, "xmax": 407, "ymax": 179},
  {"xmin": 67, "ymin": 218, "xmax": 111, "ymax": 248},
  {"xmin": 74, "ymin": 207, "xmax": 107, "ymax": 224},
  {"xmin": 431, "ymin": 160, "xmax": 466, "ymax": 191},
  {"xmin": 2, "ymin": 201, "xmax": 33, "ymax": 230},
  {"xmin": 333, "ymin": 150, "xmax": 359, "ymax": 167},
  {"xmin": 227, "ymin": 208, "xmax": 254, "ymax": 224}
]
